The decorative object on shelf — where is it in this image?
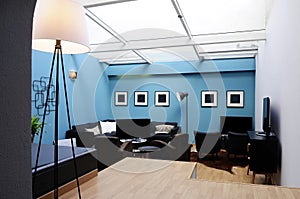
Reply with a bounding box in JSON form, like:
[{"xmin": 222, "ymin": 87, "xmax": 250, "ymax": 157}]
[
  {"xmin": 201, "ymin": 90, "xmax": 218, "ymax": 107},
  {"xmin": 227, "ymin": 90, "xmax": 244, "ymax": 108},
  {"xmin": 134, "ymin": 91, "xmax": 148, "ymax": 106},
  {"xmin": 155, "ymin": 91, "xmax": 170, "ymax": 107},
  {"xmin": 176, "ymin": 92, "xmax": 188, "ymax": 134},
  {"xmin": 115, "ymin": 91, "xmax": 128, "ymax": 106},
  {"xmin": 69, "ymin": 70, "xmax": 77, "ymax": 80},
  {"xmin": 32, "ymin": 0, "xmax": 89, "ymax": 198},
  {"xmin": 32, "ymin": 76, "xmax": 56, "ymax": 116}
]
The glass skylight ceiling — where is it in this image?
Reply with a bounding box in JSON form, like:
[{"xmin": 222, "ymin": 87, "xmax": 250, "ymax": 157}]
[
  {"xmin": 76, "ymin": 0, "xmax": 267, "ymax": 65},
  {"xmin": 88, "ymin": 0, "xmax": 186, "ymax": 41},
  {"xmin": 177, "ymin": 0, "xmax": 266, "ymax": 35}
]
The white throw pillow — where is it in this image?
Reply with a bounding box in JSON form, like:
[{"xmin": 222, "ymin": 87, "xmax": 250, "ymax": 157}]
[
  {"xmin": 85, "ymin": 126, "xmax": 101, "ymax": 135},
  {"xmin": 154, "ymin": 131, "xmax": 169, "ymax": 134},
  {"xmin": 155, "ymin": 124, "xmax": 174, "ymax": 133},
  {"xmin": 100, "ymin": 121, "xmax": 116, "ymax": 134}
]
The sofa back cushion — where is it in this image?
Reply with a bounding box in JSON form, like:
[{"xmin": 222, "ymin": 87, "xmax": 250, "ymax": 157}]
[
  {"xmin": 116, "ymin": 119, "xmax": 151, "ymax": 139},
  {"xmin": 151, "ymin": 121, "xmax": 178, "ymax": 135},
  {"xmin": 74, "ymin": 122, "xmax": 101, "ymax": 135}
]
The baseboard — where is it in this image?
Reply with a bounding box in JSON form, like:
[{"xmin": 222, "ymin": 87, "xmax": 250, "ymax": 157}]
[{"xmin": 38, "ymin": 169, "xmax": 98, "ymax": 199}]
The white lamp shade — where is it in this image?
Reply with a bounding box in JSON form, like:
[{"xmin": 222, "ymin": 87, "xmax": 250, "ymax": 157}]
[
  {"xmin": 176, "ymin": 92, "xmax": 188, "ymax": 101},
  {"xmin": 32, "ymin": 0, "xmax": 90, "ymax": 54}
]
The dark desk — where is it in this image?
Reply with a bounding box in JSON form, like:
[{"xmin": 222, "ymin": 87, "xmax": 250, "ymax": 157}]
[
  {"xmin": 247, "ymin": 131, "xmax": 278, "ymax": 184},
  {"xmin": 32, "ymin": 143, "xmax": 97, "ymax": 198}
]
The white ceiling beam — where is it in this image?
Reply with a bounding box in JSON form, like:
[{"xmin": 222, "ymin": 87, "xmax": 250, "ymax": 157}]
[
  {"xmin": 90, "ymin": 30, "xmax": 266, "ymax": 53},
  {"xmin": 170, "ymin": 0, "xmax": 203, "ymax": 61},
  {"xmin": 198, "ymin": 49, "xmax": 257, "ymax": 56},
  {"xmin": 85, "ymin": 8, "xmax": 127, "ymax": 44},
  {"xmin": 202, "ymin": 51, "xmax": 258, "ymax": 60},
  {"xmin": 85, "ymin": 8, "xmax": 152, "ymax": 64},
  {"xmin": 76, "ymin": 0, "xmax": 137, "ymax": 8}
]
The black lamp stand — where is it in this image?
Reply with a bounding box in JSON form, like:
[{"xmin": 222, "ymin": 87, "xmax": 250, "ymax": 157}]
[{"xmin": 32, "ymin": 40, "xmax": 81, "ymax": 199}]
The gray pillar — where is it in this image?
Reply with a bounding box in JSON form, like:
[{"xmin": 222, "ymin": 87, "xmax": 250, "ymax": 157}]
[{"xmin": 0, "ymin": 0, "xmax": 36, "ymax": 198}]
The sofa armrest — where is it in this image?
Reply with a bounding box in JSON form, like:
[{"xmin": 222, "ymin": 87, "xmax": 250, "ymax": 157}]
[
  {"xmin": 170, "ymin": 126, "xmax": 180, "ymax": 136},
  {"xmin": 149, "ymin": 140, "xmax": 175, "ymax": 149},
  {"xmin": 66, "ymin": 129, "xmax": 77, "ymax": 139},
  {"xmin": 77, "ymin": 131, "xmax": 95, "ymax": 148}
]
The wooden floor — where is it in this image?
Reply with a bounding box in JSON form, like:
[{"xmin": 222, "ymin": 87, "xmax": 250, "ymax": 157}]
[
  {"xmin": 194, "ymin": 150, "xmax": 268, "ymax": 184},
  {"xmin": 61, "ymin": 157, "xmax": 300, "ymax": 199}
]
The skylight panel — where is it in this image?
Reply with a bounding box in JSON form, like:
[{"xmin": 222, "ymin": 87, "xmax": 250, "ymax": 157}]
[
  {"xmin": 86, "ymin": 16, "xmax": 119, "ymax": 45},
  {"xmin": 88, "ymin": 0, "xmax": 186, "ymax": 41},
  {"xmin": 177, "ymin": 0, "xmax": 266, "ymax": 35}
]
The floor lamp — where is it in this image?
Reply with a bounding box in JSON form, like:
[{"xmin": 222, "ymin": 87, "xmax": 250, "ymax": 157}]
[
  {"xmin": 32, "ymin": 0, "xmax": 90, "ymax": 198},
  {"xmin": 176, "ymin": 92, "xmax": 188, "ymax": 134}
]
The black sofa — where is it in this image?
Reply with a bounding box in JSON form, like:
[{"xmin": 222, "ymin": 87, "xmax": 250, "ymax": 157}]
[
  {"xmin": 65, "ymin": 119, "xmax": 181, "ymax": 170},
  {"xmin": 66, "ymin": 119, "xmax": 181, "ymax": 148}
]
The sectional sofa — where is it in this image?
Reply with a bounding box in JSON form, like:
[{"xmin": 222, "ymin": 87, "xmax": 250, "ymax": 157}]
[
  {"xmin": 65, "ymin": 118, "xmax": 183, "ymax": 170},
  {"xmin": 66, "ymin": 118, "xmax": 181, "ymax": 148}
]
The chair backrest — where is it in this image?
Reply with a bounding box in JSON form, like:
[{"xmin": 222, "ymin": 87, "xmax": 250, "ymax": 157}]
[
  {"xmin": 94, "ymin": 136, "xmax": 123, "ymax": 167},
  {"xmin": 170, "ymin": 133, "xmax": 191, "ymax": 161},
  {"xmin": 194, "ymin": 131, "xmax": 221, "ymax": 155},
  {"xmin": 227, "ymin": 131, "xmax": 249, "ymax": 149},
  {"xmin": 149, "ymin": 133, "xmax": 190, "ymax": 161},
  {"xmin": 170, "ymin": 133, "xmax": 189, "ymax": 149},
  {"xmin": 77, "ymin": 131, "xmax": 95, "ymax": 147},
  {"xmin": 226, "ymin": 131, "xmax": 250, "ymax": 156}
]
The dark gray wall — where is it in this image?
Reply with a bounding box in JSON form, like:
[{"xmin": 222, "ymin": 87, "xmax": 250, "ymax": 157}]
[{"xmin": 0, "ymin": 0, "xmax": 36, "ymax": 198}]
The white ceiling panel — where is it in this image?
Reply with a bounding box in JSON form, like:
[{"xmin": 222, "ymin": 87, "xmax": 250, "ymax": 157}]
[
  {"xmin": 139, "ymin": 46, "xmax": 198, "ymax": 62},
  {"xmin": 74, "ymin": 0, "xmax": 267, "ymax": 63},
  {"xmin": 86, "ymin": 16, "xmax": 119, "ymax": 45},
  {"xmin": 177, "ymin": 0, "xmax": 266, "ymax": 35},
  {"xmin": 88, "ymin": 0, "xmax": 186, "ymax": 41}
]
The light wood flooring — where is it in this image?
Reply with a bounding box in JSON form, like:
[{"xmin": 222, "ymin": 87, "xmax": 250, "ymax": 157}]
[
  {"xmin": 60, "ymin": 158, "xmax": 300, "ymax": 199},
  {"xmin": 193, "ymin": 149, "xmax": 272, "ymax": 185}
]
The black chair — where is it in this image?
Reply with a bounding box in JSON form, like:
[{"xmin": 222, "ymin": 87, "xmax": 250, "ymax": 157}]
[
  {"xmin": 194, "ymin": 131, "xmax": 221, "ymax": 159},
  {"xmin": 94, "ymin": 136, "xmax": 132, "ymax": 171},
  {"xmin": 225, "ymin": 131, "xmax": 249, "ymax": 159},
  {"xmin": 139, "ymin": 133, "xmax": 191, "ymax": 161}
]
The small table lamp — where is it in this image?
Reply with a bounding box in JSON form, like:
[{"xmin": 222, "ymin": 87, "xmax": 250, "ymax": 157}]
[{"xmin": 32, "ymin": 0, "xmax": 90, "ymax": 198}]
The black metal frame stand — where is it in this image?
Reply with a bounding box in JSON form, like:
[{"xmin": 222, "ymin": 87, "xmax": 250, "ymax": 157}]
[{"xmin": 32, "ymin": 40, "xmax": 81, "ymax": 199}]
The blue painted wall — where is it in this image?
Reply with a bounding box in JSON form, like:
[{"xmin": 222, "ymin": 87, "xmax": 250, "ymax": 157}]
[
  {"xmin": 108, "ymin": 72, "xmax": 255, "ymax": 143},
  {"xmin": 32, "ymin": 50, "xmax": 88, "ymax": 144},
  {"xmin": 32, "ymin": 51, "xmax": 255, "ymax": 144}
]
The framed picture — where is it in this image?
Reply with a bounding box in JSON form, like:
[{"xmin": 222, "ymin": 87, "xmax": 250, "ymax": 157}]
[
  {"xmin": 155, "ymin": 91, "xmax": 169, "ymax": 107},
  {"xmin": 134, "ymin": 91, "xmax": 148, "ymax": 106},
  {"xmin": 227, "ymin": 90, "xmax": 244, "ymax": 108},
  {"xmin": 201, "ymin": 90, "xmax": 218, "ymax": 107},
  {"xmin": 115, "ymin": 91, "xmax": 128, "ymax": 106}
]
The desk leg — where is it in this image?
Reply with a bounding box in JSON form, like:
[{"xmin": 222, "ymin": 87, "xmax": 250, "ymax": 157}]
[
  {"xmin": 252, "ymin": 172, "xmax": 275, "ymax": 185},
  {"xmin": 252, "ymin": 172, "xmax": 256, "ymax": 184}
]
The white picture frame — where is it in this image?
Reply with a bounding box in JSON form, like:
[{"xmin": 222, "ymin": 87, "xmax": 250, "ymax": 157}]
[
  {"xmin": 155, "ymin": 91, "xmax": 170, "ymax": 107},
  {"xmin": 227, "ymin": 90, "xmax": 244, "ymax": 108},
  {"xmin": 134, "ymin": 91, "xmax": 148, "ymax": 106},
  {"xmin": 201, "ymin": 90, "xmax": 218, "ymax": 107},
  {"xmin": 115, "ymin": 91, "xmax": 128, "ymax": 106}
]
